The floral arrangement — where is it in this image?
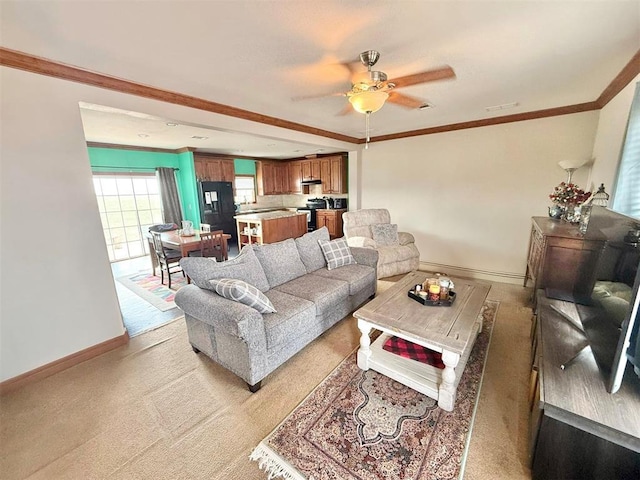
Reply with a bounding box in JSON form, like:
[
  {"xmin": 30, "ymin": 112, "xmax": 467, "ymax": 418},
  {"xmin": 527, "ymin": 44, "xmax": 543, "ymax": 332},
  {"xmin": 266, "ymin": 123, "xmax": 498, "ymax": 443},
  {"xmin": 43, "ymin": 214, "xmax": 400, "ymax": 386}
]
[{"xmin": 549, "ymin": 182, "xmax": 591, "ymax": 206}]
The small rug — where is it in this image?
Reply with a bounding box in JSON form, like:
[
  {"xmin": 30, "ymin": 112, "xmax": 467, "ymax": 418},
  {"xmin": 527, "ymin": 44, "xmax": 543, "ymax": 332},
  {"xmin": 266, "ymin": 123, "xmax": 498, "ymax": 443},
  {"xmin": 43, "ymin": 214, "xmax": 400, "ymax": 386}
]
[
  {"xmin": 116, "ymin": 272, "xmax": 188, "ymax": 311},
  {"xmin": 251, "ymin": 300, "xmax": 498, "ymax": 480}
]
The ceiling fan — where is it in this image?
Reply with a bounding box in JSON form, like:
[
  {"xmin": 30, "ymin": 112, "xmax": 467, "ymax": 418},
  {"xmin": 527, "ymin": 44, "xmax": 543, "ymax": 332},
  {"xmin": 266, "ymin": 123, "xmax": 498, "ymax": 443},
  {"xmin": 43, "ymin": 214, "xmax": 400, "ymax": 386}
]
[
  {"xmin": 344, "ymin": 50, "xmax": 456, "ymax": 114},
  {"xmin": 298, "ymin": 50, "xmax": 455, "ymax": 147}
]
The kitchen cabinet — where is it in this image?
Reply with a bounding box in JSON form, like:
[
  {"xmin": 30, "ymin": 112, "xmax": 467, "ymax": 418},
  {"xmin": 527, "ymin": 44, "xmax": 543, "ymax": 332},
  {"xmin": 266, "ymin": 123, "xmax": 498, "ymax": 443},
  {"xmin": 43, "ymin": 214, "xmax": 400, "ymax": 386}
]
[
  {"xmin": 257, "ymin": 161, "xmax": 291, "ymax": 195},
  {"xmin": 257, "ymin": 161, "xmax": 276, "ymax": 195},
  {"xmin": 320, "ymin": 155, "xmax": 348, "ymax": 194},
  {"xmin": 301, "ymin": 159, "xmax": 321, "ymax": 181},
  {"xmin": 236, "ymin": 211, "xmax": 307, "ymax": 246},
  {"xmin": 288, "ymin": 161, "xmax": 303, "ymax": 194},
  {"xmin": 316, "ymin": 209, "xmax": 347, "ymax": 239},
  {"xmin": 194, "ymin": 155, "xmax": 235, "ymax": 182},
  {"xmin": 524, "ymin": 217, "xmax": 606, "ymax": 305}
]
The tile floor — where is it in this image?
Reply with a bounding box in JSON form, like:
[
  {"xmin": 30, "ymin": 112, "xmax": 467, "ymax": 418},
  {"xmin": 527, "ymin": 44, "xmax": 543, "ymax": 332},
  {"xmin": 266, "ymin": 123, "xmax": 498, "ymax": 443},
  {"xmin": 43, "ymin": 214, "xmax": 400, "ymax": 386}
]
[{"xmin": 110, "ymin": 241, "xmax": 240, "ymax": 337}]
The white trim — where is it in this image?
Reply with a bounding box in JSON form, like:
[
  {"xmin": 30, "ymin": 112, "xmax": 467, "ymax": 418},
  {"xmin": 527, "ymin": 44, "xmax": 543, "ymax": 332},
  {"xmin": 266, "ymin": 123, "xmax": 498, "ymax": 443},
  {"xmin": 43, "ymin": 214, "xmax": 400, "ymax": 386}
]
[{"xmin": 419, "ymin": 261, "xmax": 524, "ymax": 285}]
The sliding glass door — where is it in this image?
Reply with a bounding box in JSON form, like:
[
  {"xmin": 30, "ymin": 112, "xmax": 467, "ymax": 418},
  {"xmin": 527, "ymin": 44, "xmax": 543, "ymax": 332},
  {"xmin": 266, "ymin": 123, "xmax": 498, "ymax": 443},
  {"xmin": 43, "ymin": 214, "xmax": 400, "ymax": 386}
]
[{"xmin": 93, "ymin": 174, "xmax": 164, "ymax": 261}]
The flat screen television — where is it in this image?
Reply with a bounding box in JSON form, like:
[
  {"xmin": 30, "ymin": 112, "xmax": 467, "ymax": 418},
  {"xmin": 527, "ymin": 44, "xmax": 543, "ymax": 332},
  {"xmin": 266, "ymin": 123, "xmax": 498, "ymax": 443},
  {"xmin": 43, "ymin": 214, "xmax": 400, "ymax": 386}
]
[{"xmin": 581, "ymin": 206, "xmax": 640, "ymax": 393}]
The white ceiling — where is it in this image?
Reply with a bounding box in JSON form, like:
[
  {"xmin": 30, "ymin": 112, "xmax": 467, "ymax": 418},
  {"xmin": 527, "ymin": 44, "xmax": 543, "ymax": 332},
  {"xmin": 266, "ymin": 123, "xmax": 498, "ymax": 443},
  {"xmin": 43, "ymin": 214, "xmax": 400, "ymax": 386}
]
[{"xmin": 3, "ymin": 1, "xmax": 639, "ymax": 158}]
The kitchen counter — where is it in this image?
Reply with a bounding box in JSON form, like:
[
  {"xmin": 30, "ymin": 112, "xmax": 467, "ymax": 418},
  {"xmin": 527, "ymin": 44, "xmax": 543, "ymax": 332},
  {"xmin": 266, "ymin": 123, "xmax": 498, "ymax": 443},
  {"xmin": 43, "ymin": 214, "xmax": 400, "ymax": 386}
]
[
  {"xmin": 234, "ymin": 210, "xmax": 304, "ymax": 221},
  {"xmin": 236, "ymin": 211, "xmax": 307, "ymax": 246}
]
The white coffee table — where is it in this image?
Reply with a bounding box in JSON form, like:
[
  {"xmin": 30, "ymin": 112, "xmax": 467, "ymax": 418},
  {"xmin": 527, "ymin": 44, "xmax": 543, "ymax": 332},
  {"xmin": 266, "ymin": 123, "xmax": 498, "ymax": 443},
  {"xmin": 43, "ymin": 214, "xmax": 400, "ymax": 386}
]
[{"xmin": 354, "ymin": 272, "xmax": 490, "ymax": 411}]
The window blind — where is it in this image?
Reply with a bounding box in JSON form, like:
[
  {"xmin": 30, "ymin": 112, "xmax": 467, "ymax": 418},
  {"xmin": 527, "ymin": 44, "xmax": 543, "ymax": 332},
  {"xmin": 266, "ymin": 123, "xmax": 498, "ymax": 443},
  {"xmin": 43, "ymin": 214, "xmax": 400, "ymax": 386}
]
[{"xmin": 612, "ymin": 82, "xmax": 640, "ymax": 219}]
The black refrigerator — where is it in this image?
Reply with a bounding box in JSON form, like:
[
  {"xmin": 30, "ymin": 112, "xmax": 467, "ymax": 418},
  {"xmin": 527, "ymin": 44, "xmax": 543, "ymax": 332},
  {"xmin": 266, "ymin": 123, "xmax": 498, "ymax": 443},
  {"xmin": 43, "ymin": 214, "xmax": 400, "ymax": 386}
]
[{"xmin": 198, "ymin": 181, "xmax": 237, "ymax": 244}]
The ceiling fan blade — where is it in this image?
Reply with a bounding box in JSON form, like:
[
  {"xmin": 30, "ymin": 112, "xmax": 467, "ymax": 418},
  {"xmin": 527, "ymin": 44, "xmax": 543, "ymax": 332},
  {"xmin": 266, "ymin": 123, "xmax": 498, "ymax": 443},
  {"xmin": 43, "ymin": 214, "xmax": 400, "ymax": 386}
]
[
  {"xmin": 387, "ymin": 91, "xmax": 426, "ymax": 109},
  {"xmin": 391, "ymin": 65, "xmax": 456, "ymax": 88},
  {"xmin": 336, "ymin": 104, "xmax": 354, "ymax": 116}
]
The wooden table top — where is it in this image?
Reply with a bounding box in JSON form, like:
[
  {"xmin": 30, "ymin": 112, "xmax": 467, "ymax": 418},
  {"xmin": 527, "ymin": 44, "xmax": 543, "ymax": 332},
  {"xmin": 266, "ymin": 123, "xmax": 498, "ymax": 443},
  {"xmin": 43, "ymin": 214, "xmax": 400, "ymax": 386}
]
[
  {"xmin": 354, "ymin": 271, "xmax": 490, "ymax": 355},
  {"xmin": 537, "ymin": 293, "xmax": 640, "ymax": 449}
]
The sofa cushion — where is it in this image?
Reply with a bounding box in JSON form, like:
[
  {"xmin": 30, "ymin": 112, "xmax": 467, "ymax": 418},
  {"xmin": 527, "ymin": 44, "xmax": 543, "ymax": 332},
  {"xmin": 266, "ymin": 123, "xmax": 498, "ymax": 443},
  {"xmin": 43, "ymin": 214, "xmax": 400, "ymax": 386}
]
[
  {"xmin": 295, "ymin": 227, "xmax": 330, "ymax": 273},
  {"xmin": 274, "ymin": 274, "xmax": 350, "ymax": 317},
  {"xmin": 310, "ymin": 263, "xmax": 376, "ymax": 296},
  {"xmin": 262, "ymin": 290, "xmax": 316, "ymax": 349},
  {"xmin": 180, "ymin": 245, "xmax": 270, "ymax": 292},
  {"xmin": 253, "ymin": 238, "xmax": 308, "ymax": 288},
  {"xmin": 209, "ymin": 278, "xmax": 276, "ymax": 313},
  {"xmin": 319, "ymin": 237, "xmax": 357, "ymax": 270},
  {"xmin": 371, "ymin": 223, "xmax": 399, "ymax": 246}
]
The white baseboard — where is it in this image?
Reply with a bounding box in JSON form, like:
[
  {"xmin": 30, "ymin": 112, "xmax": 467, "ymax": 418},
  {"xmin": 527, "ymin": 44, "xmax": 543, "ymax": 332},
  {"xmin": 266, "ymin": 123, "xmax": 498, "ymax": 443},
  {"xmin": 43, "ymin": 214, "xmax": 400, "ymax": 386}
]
[{"xmin": 419, "ymin": 261, "xmax": 525, "ymax": 285}]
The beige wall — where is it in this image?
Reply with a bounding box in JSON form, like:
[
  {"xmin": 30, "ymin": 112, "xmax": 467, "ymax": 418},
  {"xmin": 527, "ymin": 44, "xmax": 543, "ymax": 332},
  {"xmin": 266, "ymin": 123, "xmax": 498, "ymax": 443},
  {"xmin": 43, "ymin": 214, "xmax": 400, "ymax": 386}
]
[
  {"xmin": 0, "ymin": 63, "xmax": 634, "ymax": 381},
  {"xmin": 0, "ymin": 67, "xmax": 353, "ymax": 382},
  {"xmin": 359, "ymin": 113, "xmax": 599, "ymax": 281}
]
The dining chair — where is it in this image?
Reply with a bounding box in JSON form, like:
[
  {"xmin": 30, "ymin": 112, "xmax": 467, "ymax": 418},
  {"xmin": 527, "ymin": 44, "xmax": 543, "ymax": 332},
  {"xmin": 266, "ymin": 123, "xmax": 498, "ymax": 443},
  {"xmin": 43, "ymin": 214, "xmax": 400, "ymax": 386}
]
[
  {"xmin": 150, "ymin": 231, "xmax": 184, "ymax": 289},
  {"xmin": 200, "ymin": 223, "xmax": 211, "ymax": 232},
  {"xmin": 198, "ymin": 230, "xmax": 227, "ymax": 261},
  {"xmin": 147, "ymin": 224, "xmax": 181, "ymax": 275}
]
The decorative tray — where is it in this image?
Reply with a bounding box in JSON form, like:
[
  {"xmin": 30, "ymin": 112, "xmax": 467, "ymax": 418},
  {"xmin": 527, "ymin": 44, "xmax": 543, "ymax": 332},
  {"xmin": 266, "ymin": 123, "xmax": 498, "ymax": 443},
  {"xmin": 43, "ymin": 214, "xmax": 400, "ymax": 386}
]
[
  {"xmin": 179, "ymin": 233, "xmax": 196, "ymax": 237},
  {"xmin": 408, "ymin": 289, "xmax": 456, "ymax": 307}
]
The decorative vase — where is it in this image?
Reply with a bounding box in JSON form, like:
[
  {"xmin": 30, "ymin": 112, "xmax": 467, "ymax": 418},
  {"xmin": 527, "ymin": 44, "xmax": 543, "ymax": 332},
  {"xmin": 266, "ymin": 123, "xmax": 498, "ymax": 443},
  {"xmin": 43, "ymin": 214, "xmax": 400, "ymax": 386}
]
[
  {"xmin": 548, "ymin": 204, "xmax": 564, "ymax": 219},
  {"xmin": 562, "ymin": 204, "xmax": 581, "ymax": 224}
]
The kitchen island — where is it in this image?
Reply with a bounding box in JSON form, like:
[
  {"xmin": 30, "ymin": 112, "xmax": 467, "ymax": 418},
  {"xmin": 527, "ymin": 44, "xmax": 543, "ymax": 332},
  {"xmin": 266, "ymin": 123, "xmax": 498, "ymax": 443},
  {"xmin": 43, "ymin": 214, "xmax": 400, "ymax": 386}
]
[{"xmin": 235, "ymin": 210, "xmax": 307, "ymax": 247}]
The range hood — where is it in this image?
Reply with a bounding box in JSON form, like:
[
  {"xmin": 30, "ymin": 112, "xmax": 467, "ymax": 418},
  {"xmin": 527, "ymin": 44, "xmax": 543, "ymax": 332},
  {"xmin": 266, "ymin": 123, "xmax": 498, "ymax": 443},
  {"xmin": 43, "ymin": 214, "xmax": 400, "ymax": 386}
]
[{"xmin": 301, "ymin": 179, "xmax": 322, "ymax": 185}]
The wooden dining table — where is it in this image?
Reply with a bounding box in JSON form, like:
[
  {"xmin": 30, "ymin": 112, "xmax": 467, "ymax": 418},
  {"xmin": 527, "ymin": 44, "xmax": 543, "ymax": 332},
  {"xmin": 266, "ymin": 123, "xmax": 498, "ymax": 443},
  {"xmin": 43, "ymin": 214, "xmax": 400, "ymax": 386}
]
[{"xmin": 147, "ymin": 230, "xmax": 231, "ymax": 275}]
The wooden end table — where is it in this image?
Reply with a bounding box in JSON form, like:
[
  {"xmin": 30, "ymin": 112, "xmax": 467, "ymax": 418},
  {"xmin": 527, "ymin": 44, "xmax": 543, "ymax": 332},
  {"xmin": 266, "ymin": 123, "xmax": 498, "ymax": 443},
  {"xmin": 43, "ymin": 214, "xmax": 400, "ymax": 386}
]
[{"xmin": 354, "ymin": 271, "xmax": 490, "ymax": 411}]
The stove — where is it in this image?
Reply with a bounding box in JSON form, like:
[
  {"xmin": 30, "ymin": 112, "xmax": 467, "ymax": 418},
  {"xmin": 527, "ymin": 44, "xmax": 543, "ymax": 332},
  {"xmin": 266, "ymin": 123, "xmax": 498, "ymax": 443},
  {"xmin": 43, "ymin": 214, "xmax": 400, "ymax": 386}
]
[{"xmin": 297, "ymin": 198, "xmax": 327, "ymax": 231}]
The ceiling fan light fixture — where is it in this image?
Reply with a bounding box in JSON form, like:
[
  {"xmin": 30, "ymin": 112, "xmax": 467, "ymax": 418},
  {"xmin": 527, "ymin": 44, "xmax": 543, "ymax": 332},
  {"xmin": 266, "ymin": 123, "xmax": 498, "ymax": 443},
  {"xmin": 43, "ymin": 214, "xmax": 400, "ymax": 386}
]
[{"xmin": 349, "ymin": 90, "xmax": 389, "ymax": 114}]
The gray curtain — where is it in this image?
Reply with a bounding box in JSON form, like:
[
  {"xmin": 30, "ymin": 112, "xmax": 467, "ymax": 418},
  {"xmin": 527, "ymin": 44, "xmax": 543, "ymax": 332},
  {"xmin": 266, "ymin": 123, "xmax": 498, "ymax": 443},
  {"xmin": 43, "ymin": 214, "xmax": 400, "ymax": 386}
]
[{"xmin": 156, "ymin": 167, "xmax": 183, "ymax": 226}]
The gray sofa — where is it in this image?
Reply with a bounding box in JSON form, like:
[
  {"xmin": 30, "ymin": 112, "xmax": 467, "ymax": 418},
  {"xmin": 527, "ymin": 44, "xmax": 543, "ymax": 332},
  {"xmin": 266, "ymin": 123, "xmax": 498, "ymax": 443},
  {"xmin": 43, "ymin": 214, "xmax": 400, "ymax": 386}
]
[{"xmin": 175, "ymin": 227, "xmax": 378, "ymax": 392}]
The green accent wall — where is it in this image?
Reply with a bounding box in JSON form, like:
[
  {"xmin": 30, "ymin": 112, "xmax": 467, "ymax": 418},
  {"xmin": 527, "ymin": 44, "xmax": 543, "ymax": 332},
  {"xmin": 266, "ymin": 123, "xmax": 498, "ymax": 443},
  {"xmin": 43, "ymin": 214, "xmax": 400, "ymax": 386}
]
[
  {"xmin": 176, "ymin": 151, "xmax": 200, "ymax": 227},
  {"xmin": 234, "ymin": 158, "xmax": 256, "ymax": 175},
  {"xmin": 88, "ymin": 147, "xmax": 201, "ymax": 226}
]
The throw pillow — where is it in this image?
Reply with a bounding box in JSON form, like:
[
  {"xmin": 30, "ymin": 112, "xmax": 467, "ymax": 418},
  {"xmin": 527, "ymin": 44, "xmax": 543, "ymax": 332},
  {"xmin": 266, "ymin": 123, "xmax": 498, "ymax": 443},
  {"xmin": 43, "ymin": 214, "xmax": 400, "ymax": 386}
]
[
  {"xmin": 371, "ymin": 223, "xmax": 399, "ymax": 246},
  {"xmin": 295, "ymin": 226, "xmax": 330, "ymax": 273},
  {"xmin": 252, "ymin": 238, "xmax": 308, "ymax": 288},
  {"xmin": 318, "ymin": 237, "xmax": 357, "ymax": 270},
  {"xmin": 180, "ymin": 245, "xmax": 270, "ymax": 291},
  {"xmin": 209, "ymin": 278, "xmax": 276, "ymax": 313}
]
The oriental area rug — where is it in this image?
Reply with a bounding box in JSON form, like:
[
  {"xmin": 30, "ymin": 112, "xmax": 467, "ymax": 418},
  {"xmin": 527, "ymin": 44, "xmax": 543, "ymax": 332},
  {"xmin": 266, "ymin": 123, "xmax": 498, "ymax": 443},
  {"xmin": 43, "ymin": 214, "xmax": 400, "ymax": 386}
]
[
  {"xmin": 116, "ymin": 272, "xmax": 188, "ymax": 311},
  {"xmin": 251, "ymin": 300, "xmax": 498, "ymax": 480}
]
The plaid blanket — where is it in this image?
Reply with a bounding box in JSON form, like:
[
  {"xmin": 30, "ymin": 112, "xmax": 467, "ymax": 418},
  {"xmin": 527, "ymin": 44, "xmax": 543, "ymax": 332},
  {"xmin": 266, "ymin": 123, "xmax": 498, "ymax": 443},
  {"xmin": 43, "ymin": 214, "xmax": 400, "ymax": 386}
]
[{"xmin": 382, "ymin": 336, "xmax": 445, "ymax": 369}]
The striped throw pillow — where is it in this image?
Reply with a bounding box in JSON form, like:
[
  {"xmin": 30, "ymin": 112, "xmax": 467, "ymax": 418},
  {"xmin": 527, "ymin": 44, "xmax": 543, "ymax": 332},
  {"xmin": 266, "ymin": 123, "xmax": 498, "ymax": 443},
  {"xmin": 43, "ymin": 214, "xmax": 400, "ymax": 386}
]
[
  {"xmin": 318, "ymin": 237, "xmax": 357, "ymax": 271},
  {"xmin": 209, "ymin": 278, "xmax": 276, "ymax": 313}
]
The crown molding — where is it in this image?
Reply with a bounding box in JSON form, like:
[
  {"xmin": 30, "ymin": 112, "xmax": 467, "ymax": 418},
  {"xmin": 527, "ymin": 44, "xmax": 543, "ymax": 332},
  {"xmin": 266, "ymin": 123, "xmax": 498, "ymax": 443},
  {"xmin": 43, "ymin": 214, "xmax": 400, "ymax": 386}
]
[
  {"xmin": 596, "ymin": 49, "xmax": 640, "ymax": 108},
  {"xmin": 2, "ymin": 46, "xmax": 638, "ymax": 147},
  {"xmin": 0, "ymin": 47, "xmax": 358, "ymax": 144},
  {"xmin": 366, "ymin": 102, "xmax": 599, "ymax": 144}
]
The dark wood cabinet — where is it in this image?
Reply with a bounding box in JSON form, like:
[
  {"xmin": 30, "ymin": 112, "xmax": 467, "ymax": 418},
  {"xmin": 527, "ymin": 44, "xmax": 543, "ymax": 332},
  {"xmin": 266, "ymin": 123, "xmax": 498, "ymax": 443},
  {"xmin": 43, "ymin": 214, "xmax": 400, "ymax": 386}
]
[
  {"xmin": 288, "ymin": 161, "xmax": 302, "ymax": 194},
  {"xmin": 317, "ymin": 209, "xmax": 346, "ymax": 239},
  {"xmin": 320, "ymin": 155, "xmax": 347, "ymax": 194},
  {"xmin": 524, "ymin": 217, "xmax": 606, "ymax": 302},
  {"xmin": 257, "ymin": 156, "xmax": 347, "ymax": 196},
  {"xmin": 301, "ymin": 159, "xmax": 321, "ymax": 181},
  {"xmin": 257, "ymin": 161, "xmax": 293, "ymax": 195},
  {"xmin": 194, "ymin": 155, "xmax": 235, "ymax": 182},
  {"xmin": 529, "ymin": 293, "xmax": 640, "ymax": 479},
  {"xmin": 256, "ymin": 161, "xmax": 275, "ymax": 195}
]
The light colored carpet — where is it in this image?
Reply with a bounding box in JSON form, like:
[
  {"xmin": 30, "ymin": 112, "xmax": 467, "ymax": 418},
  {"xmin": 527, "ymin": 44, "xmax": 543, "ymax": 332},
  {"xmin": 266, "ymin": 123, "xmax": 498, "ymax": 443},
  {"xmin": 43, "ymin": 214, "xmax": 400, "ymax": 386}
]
[{"xmin": 0, "ymin": 279, "xmax": 533, "ymax": 480}]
